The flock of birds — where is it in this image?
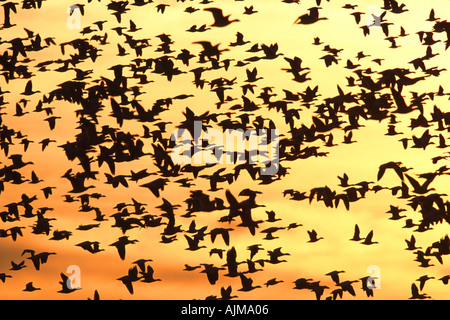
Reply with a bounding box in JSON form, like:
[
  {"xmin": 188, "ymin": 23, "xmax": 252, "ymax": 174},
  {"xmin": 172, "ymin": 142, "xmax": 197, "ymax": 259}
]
[{"xmin": 0, "ymin": 0, "xmax": 449, "ymax": 300}]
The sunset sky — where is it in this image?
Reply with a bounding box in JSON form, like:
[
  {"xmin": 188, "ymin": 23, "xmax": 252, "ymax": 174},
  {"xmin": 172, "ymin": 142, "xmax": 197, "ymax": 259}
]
[{"xmin": 0, "ymin": 0, "xmax": 449, "ymax": 300}]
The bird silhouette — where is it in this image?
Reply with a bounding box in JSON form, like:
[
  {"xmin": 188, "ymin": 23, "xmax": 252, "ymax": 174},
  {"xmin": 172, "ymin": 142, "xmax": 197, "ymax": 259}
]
[
  {"xmin": 156, "ymin": 4, "xmax": 169, "ymax": 14},
  {"xmin": 223, "ymin": 247, "xmax": 241, "ymax": 277},
  {"xmin": 140, "ymin": 178, "xmax": 169, "ymax": 197},
  {"xmin": 209, "ymin": 227, "xmax": 233, "ymax": 246},
  {"xmin": 338, "ymin": 280, "xmax": 358, "ymax": 297},
  {"xmin": 200, "ymin": 264, "xmax": 224, "ymax": 285},
  {"xmin": 293, "ymin": 277, "xmax": 313, "ymax": 290},
  {"xmin": 409, "ymin": 283, "xmax": 429, "ymax": 299},
  {"xmin": 110, "ymin": 236, "xmax": 138, "ymax": 260},
  {"xmin": 405, "ymin": 173, "xmax": 436, "ymax": 194},
  {"xmin": 247, "ymin": 244, "xmax": 263, "ymax": 260},
  {"xmin": 117, "ymin": 266, "xmax": 141, "ymax": 294},
  {"xmin": 439, "ymin": 276, "xmax": 450, "ymax": 285},
  {"xmin": 377, "ymin": 161, "xmax": 410, "ymax": 181},
  {"xmin": 265, "ymin": 278, "xmax": 283, "ymax": 287},
  {"xmin": 360, "ymin": 276, "xmax": 374, "ymax": 298},
  {"xmin": 309, "ymin": 281, "xmax": 329, "ymax": 300},
  {"xmin": 23, "ymin": 282, "xmax": 40, "ymax": 292},
  {"xmin": 307, "ymin": 229, "xmax": 324, "ymax": 242},
  {"xmin": 58, "ymin": 273, "xmax": 78, "ymax": 294},
  {"xmin": 184, "ymin": 234, "xmax": 207, "ymax": 251},
  {"xmin": 326, "ymin": 270, "xmax": 345, "ymax": 285},
  {"xmin": 76, "ymin": 241, "xmax": 104, "ymax": 254},
  {"xmin": 140, "ymin": 265, "xmax": 161, "ymax": 283},
  {"xmin": 219, "ymin": 285, "xmax": 238, "ymax": 300},
  {"xmin": 405, "ymin": 235, "xmax": 421, "ymax": 251},
  {"xmin": 386, "ymin": 205, "xmax": 407, "ymax": 220},
  {"xmin": 261, "ymin": 226, "xmax": 285, "ymax": 240},
  {"xmin": 21, "ymin": 80, "xmax": 40, "ymax": 95},
  {"xmin": 265, "ymin": 210, "xmax": 281, "ymax": 223},
  {"xmin": 238, "ymin": 273, "xmax": 261, "ymax": 292},
  {"xmin": 266, "ymin": 247, "xmax": 290, "ymax": 264},
  {"xmin": 204, "ymin": 8, "xmax": 239, "ymax": 27},
  {"xmin": 416, "ymin": 275, "xmax": 434, "ymax": 291},
  {"xmin": 230, "ymin": 32, "xmax": 250, "ymax": 47},
  {"xmin": 294, "ymin": 7, "xmax": 327, "ymax": 25},
  {"xmin": 22, "ymin": 250, "xmax": 56, "ymax": 271},
  {"xmin": 10, "ymin": 260, "xmax": 26, "ymax": 271},
  {"xmin": 361, "ymin": 230, "xmax": 378, "ymax": 245}
]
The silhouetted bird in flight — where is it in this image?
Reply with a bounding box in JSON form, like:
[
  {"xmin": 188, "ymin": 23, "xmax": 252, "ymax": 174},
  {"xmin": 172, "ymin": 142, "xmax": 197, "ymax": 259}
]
[
  {"xmin": 409, "ymin": 283, "xmax": 429, "ymax": 299},
  {"xmin": 238, "ymin": 273, "xmax": 261, "ymax": 291},
  {"xmin": 405, "ymin": 173, "xmax": 436, "ymax": 194},
  {"xmin": 22, "ymin": 250, "xmax": 56, "ymax": 271},
  {"xmin": 140, "ymin": 265, "xmax": 161, "ymax": 283},
  {"xmin": 23, "ymin": 282, "xmax": 40, "ymax": 292},
  {"xmin": 204, "ymin": 8, "xmax": 239, "ymax": 27},
  {"xmin": 386, "ymin": 205, "xmax": 407, "ymax": 220},
  {"xmin": 200, "ymin": 264, "xmax": 224, "ymax": 285},
  {"xmin": 21, "ymin": 80, "xmax": 40, "ymax": 96},
  {"xmin": 76, "ymin": 241, "xmax": 104, "ymax": 254},
  {"xmin": 219, "ymin": 285, "xmax": 238, "ymax": 300},
  {"xmin": 361, "ymin": 230, "xmax": 378, "ymax": 245},
  {"xmin": 110, "ymin": 236, "xmax": 138, "ymax": 260},
  {"xmin": 338, "ymin": 280, "xmax": 358, "ymax": 297},
  {"xmin": 117, "ymin": 266, "xmax": 141, "ymax": 294},
  {"xmin": 58, "ymin": 273, "xmax": 78, "ymax": 293},
  {"xmin": 156, "ymin": 4, "xmax": 169, "ymax": 14},
  {"xmin": 326, "ymin": 270, "xmax": 345, "ymax": 285},
  {"xmin": 294, "ymin": 7, "xmax": 327, "ymax": 25},
  {"xmin": 140, "ymin": 178, "xmax": 169, "ymax": 197},
  {"xmin": 307, "ymin": 229, "xmax": 323, "ymax": 242}
]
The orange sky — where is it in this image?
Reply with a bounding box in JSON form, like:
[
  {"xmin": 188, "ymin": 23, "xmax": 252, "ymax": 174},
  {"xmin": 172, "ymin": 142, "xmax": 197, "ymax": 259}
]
[{"xmin": 0, "ymin": 0, "xmax": 449, "ymax": 300}]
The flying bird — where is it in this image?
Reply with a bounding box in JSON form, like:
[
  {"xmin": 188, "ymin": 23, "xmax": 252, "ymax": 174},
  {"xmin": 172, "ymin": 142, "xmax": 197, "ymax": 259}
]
[
  {"xmin": 204, "ymin": 8, "xmax": 239, "ymax": 27},
  {"xmin": 294, "ymin": 7, "xmax": 327, "ymax": 25}
]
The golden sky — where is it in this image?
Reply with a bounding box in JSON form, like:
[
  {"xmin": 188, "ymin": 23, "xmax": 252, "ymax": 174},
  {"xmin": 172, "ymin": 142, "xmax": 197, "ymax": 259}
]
[{"xmin": 0, "ymin": 0, "xmax": 449, "ymax": 300}]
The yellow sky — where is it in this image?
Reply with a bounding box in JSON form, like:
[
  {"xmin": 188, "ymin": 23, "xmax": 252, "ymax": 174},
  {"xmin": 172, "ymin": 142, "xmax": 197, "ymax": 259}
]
[{"xmin": 0, "ymin": 0, "xmax": 449, "ymax": 300}]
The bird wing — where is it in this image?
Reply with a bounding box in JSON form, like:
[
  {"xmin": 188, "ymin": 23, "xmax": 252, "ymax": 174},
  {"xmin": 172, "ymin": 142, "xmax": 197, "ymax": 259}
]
[
  {"xmin": 206, "ymin": 267, "xmax": 218, "ymax": 285},
  {"xmin": 146, "ymin": 265, "xmax": 155, "ymax": 278},
  {"xmin": 411, "ymin": 283, "xmax": 419, "ymax": 297},
  {"xmin": 184, "ymin": 235, "xmax": 196, "ymax": 249},
  {"xmin": 25, "ymin": 80, "xmax": 32, "ymax": 93},
  {"xmin": 331, "ymin": 273, "xmax": 340, "ymax": 285},
  {"xmin": 366, "ymin": 230, "xmax": 374, "ymax": 242},
  {"xmin": 116, "ymin": 244, "xmax": 126, "ymax": 260},
  {"xmin": 377, "ymin": 163, "xmax": 390, "ymax": 181},
  {"xmin": 204, "ymin": 7, "xmax": 225, "ymax": 21},
  {"xmin": 354, "ymin": 224, "xmax": 360, "ymax": 238},
  {"xmin": 222, "ymin": 230, "xmax": 230, "ymax": 246},
  {"xmin": 225, "ymin": 190, "xmax": 239, "ymax": 209},
  {"xmin": 347, "ymin": 283, "xmax": 356, "ymax": 296},
  {"xmin": 120, "ymin": 277, "xmax": 134, "ymax": 294},
  {"xmin": 60, "ymin": 273, "xmax": 72, "ymax": 291},
  {"xmin": 30, "ymin": 256, "xmax": 41, "ymax": 270},
  {"xmin": 405, "ymin": 174, "xmax": 421, "ymax": 191}
]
